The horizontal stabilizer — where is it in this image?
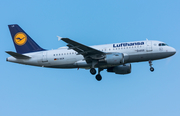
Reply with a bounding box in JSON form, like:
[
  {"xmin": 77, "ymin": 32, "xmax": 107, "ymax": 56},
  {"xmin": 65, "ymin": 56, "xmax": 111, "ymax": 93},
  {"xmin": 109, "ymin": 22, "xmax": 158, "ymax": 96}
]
[{"xmin": 6, "ymin": 51, "xmax": 31, "ymax": 59}]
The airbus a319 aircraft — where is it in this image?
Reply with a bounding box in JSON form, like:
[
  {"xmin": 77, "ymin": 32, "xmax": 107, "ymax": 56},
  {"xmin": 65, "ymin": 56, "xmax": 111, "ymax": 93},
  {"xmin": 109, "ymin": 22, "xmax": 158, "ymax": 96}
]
[{"xmin": 6, "ymin": 24, "xmax": 176, "ymax": 81}]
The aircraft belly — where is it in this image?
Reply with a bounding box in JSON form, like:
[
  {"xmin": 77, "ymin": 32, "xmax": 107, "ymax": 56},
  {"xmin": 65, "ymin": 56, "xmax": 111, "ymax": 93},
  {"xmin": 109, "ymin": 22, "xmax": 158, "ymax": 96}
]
[
  {"xmin": 128, "ymin": 52, "xmax": 172, "ymax": 63},
  {"xmin": 128, "ymin": 53, "xmax": 149, "ymax": 62}
]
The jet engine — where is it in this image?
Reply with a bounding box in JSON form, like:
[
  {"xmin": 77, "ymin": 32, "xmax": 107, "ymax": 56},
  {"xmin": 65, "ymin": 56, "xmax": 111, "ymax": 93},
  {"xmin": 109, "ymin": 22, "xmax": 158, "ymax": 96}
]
[
  {"xmin": 107, "ymin": 64, "xmax": 131, "ymax": 74},
  {"xmin": 105, "ymin": 53, "xmax": 124, "ymax": 65}
]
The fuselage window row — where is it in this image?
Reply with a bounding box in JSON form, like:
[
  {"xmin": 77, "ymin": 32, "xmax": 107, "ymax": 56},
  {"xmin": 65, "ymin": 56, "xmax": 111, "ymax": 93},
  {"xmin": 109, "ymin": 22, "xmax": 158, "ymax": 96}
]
[
  {"xmin": 53, "ymin": 52, "xmax": 77, "ymax": 56},
  {"xmin": 53, "ymin": 45, "xmax": 145, "ymax": 56}
]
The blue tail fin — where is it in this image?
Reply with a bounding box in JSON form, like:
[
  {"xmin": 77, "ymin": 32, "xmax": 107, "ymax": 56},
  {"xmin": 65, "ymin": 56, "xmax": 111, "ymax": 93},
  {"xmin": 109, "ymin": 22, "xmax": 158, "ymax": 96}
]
[{"xmin": 8, "ymin": 24, "xmax": 45, "ymax": 54}]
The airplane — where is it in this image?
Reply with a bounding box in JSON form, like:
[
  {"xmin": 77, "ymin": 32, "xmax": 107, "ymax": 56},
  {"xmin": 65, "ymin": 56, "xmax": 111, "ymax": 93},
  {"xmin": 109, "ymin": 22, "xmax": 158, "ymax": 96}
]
[{"xmin": 6, "ymin": 24, "xmax": 176, "ymax": 81}]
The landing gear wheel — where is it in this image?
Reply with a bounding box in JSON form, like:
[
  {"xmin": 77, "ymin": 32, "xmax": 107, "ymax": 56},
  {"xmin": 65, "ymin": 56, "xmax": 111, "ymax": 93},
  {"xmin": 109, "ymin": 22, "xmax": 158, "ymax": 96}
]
[
  {"xmin": 90, "ymin": 68, "xmax": 96, "ymax": 75},
  {"xmin": 96, "ymin": 74, "xmax": 102, "ymax": 81},
  {"xmin": 150, "ymin": 67, "xmax": 154, "ymax": 72},
  {"xmin": 149, "ymin": 60, "xmax": 154, "ymax": 72}
]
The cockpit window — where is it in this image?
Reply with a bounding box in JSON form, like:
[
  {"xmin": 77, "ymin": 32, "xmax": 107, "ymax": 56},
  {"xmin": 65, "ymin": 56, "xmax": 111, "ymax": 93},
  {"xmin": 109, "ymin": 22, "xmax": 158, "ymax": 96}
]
[{"xmin": 159, "ymin": 43, "xmax": 168, "ymax": 46}]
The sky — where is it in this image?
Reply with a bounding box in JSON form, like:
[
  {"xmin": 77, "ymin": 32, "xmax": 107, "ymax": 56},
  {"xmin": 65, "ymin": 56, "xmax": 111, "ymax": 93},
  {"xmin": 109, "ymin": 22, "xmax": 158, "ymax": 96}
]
[{"xmin": 0, "ymin": 0, "xmax": 180, "ymax": 116}]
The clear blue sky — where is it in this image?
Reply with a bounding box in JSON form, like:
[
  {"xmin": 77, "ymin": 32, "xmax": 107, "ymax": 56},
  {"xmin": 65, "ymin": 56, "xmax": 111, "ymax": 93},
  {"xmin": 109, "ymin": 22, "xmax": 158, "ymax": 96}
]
[{"xmin": 0, "ymin": 0, "xmax": 180, "ymax": 116}]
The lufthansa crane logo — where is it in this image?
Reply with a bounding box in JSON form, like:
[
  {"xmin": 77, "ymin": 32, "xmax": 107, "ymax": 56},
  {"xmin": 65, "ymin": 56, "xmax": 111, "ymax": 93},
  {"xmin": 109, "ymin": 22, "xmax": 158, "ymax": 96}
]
[{"xmin": 14, "ymin": 32, "xmax": 27, "ymax": 46}]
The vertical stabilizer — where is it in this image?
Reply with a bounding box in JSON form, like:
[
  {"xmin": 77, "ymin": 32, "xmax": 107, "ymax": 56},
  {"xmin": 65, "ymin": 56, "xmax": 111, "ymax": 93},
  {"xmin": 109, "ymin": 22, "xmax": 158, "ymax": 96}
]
[{"xmin": 8, "ymin": 24, "xmax": 45, "ymax": 54}]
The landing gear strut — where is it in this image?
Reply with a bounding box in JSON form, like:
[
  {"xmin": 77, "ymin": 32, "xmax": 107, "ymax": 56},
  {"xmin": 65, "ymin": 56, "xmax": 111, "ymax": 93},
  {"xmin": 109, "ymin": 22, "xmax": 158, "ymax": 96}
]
[
  {"xmin": 89, "ymin": 60, "xmax": 103, "ymax": 81},
  {"xmin": 149, "ymin": 60, "xmax": 154, "ymax": 72},
  {"xmin": 90, "ymin": 60, "xmax": 98, "ymax": 75},
  {"xmin": 95, "ymin": 68, "xmax": 103, "ymax": 81}
]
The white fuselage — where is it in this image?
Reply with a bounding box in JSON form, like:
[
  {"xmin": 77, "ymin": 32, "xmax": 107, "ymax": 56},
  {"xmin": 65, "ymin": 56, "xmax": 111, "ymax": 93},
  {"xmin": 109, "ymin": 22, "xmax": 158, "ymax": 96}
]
[{"xmin": 7, "ymin": 40, "xmax": 176, "ymax": 69}]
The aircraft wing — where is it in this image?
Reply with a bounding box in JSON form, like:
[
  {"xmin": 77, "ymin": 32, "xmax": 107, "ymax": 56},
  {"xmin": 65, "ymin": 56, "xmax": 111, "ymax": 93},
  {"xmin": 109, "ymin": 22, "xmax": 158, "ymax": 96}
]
[
  {"xmin": 61, "ymin": 38, "xmax": 106, "ymax": 61},
  {"xmin": 61, "ymin": 38, "xmax": 105, "ymax": 58}
]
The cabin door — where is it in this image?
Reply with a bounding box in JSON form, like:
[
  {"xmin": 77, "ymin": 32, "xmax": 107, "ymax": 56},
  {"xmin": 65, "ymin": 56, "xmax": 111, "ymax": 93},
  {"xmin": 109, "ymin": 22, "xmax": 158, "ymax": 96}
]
[
  {"xmin": 146, "ymin": 41, "xmax": 152, "ymax": 52},
  {"xmin": 42, "ymin": 51, "xmax": 48, "ymax": 62}
]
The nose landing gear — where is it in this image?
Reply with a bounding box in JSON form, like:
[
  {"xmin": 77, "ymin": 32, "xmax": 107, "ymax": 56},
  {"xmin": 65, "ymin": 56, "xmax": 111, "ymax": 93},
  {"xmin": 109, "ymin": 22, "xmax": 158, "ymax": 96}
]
[
  {"xmin": 150, "ymin": 67, "xmax": 154, "ymax": 72},
  {"xmin": 149, "ymin": 60, "xmax": 154, "ymax": 72}
]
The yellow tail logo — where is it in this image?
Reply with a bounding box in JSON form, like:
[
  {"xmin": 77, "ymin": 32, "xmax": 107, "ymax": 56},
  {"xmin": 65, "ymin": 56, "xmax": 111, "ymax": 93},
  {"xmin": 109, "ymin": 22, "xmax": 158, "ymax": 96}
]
[{"xmin": 14, "ymin": 32, "xmax": 27, "ymax": 46}]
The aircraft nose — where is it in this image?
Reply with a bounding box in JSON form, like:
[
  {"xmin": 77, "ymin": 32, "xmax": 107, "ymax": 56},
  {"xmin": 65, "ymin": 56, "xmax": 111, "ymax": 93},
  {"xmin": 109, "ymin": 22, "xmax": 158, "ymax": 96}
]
[{"xmin": 169, "ymin": 47, "xmax": 176, "ymax": 56}]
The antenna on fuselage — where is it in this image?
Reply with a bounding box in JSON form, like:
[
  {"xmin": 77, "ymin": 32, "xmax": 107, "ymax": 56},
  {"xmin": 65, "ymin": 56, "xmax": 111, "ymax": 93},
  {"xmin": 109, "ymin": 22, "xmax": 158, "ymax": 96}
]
[{"xmin": 146, "ymin": 38, "xmax": 148, "ymax": 41}]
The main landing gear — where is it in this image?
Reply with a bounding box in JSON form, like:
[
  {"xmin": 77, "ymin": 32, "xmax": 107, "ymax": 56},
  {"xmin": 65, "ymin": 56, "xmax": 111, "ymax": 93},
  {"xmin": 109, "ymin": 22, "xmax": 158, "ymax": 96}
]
[
  {"xmin": 90, "ymin": 60, "xmax": 97, "ymax": 75},
  {"xmin": 96, "ymin": 68, "xmax": 103, "ymax": 81},
  {"xmin": 149, "ymin": 60, "xmax": 154, "ymax": 72},
  {"xmin": 90, "ymin": 68, "xmax": 103, "ymax": 81},
  {"xmin": 90, "ymin": 60, "xmax": 103, "ymax": 81},
  {"xmin": 90, "ymin": 68, "xmax": 96, "ymax": 75}
]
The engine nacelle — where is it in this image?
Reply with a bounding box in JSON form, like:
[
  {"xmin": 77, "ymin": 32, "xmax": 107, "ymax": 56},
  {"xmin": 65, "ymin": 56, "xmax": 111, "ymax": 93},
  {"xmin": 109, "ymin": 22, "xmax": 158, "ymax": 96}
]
[
  {"xmin": 105, "ymin": 53, "xmax": 124, "ymax": 65},
  {"xmin": 107, "ymin": 64, "xmax": 131, "ymax": 74}
]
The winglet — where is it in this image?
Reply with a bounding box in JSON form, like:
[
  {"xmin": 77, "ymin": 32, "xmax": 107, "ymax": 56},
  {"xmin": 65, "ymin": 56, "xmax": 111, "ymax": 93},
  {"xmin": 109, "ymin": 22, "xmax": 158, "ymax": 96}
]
[
  {"xmin": 57, "ymin": 36, "xmax": 62, "ymax": 41},
  {"xmin": 6, "ymin": 51, "xmax": 31, "ymax": 59}
]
